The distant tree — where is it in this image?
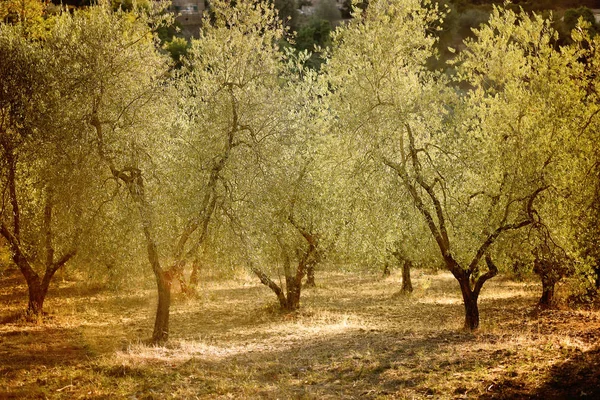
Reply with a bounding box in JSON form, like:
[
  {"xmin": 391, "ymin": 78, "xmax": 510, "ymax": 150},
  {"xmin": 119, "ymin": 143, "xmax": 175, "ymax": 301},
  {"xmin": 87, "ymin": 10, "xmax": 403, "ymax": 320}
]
[
  {"xmin": 0, "ymin": 0, "xmax": 45, "ymax": 23},
  {"xmin": 167, "ymin": 0, "xmax": 294, "ymax": 300},
  {"xmin": 564, "ymin": 7, "xmax": 597, "ymax": 32},
  {"xmin": 570, "ymin": 24, "xmax": 600, "ymax": 294},
  {"xmin": 163, "ymin": 36, "xmax": 189, "ymax": 68},
  {"xmin": 244, "ymin": 52, "xmax": 351, "ymax": 308},
  {"xmin": 294, "ymin": 18, "xmax": 332, "ymax": 69},
  {"xmin": 556, "ymin": 7, "xmax": 598, "ymax": 45},
  {"xmin": 532, "ymin": 240, "xmax": 573, "ymax": 308},
  {"xmin": 456, "ymin": 7, "xmax": 595, "ymax": 314},
  {"xmin": 295, "ymin": 18, "xmax": 331, "ymax": 52}
]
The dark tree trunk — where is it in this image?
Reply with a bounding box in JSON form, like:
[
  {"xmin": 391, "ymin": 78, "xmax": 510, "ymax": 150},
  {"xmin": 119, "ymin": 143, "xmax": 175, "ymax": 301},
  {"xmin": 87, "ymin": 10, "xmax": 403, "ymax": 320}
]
[
  {"xmin": 538, "ymin": 279, "xmax": 555, "ymax": 309},
  {"xmin": 382, "ymin": 123, "xmax": 541, "ymax": 334},
  {"xmin": 26, "ymin": 276, "xmax": 45, "ymax": 319},
  {"xmin": 153, "ymin": 270, "xmax": 171, "ymax": 343},
  {"xmin": 401, "ymin": 260, "xmax": 413, "ymax": 294},
  {"xmin": 451, "ymin": 256, "xmax": 498, "ymax": 332},
  {"xmin": 94, "ymin": 116, "xmax": 171, "ymax": 343},
  {"xmin": 305, "ymin": 263, "xmax": 316, "ymax": 287},
  {"xmin": 458, "ymin": 277, "xmax": 480, "ymax": 331},
  {"xmin": 252, "ymin": 257, "xmax": 305, "ymax": 312},
  {"xmin": 252, "ymin": 267, "xmax": 288, "ymax": 308},
  {"xmin": 117, "ymin": 166, "xmax": 170, "ymax": 344},
  {"xmin": 594, "ymin": 261, "xmax": 600, "ymax": 289},
  {"xmin": 1, "ymin": 219, "xmax": 74, "ymax": 322},
  {"xmin": 252, "ymin": 212, "xmax": 317, "ymax": 312},
  {"xmin": 285, "ymin": 278, "xmax": 302, "ymax": 310},
  {"xmin": 382, "ymin": 262, "xmax": 391, "ymax": 277},
  {"xmin": 533, "ymin": 255, "xmax": 566, "ymax": 310},
  {"xmin": 141, "ymin": 206, "xmax": 170, "ymax": 344}
]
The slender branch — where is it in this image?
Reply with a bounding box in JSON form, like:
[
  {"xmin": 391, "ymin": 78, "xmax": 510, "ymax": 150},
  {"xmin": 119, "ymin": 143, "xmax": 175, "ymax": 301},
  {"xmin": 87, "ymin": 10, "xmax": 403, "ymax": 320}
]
[
  {"xmin": 0, "ymin": 221, "xmax": 38, "ymax": 279},
  {"xmin": 251, "ymin": 266, "xmax": 287, "ymax": 308},
  {"xmin": 383, "ymin": 156, "xmax": 448, "ymax": 256},
  {"xmin": 468, "ymin": 185, "xmax": 548, "ymax": 272},
  {"xmin": 405, "ymin": 123, "xmax": 450, "ymax": 249},
  {"xmin": 43, "ymin": 189, "xmax": 54, "ymax": 269},
  {"xmin": 473, "ymin": 255, "xmax": 498, "ymax": 298}
]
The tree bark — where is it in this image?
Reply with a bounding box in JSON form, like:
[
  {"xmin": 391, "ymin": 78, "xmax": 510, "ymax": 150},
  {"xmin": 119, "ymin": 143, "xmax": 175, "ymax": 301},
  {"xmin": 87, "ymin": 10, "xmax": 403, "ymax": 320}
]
[
  {"xmin": 382, "ymin": 134, "xmax": 542, "ymax": 331},
  {"xmin": 458, "ymin": 276, "xmax": 480, "ymax": 330},
  {"xmin": 252, "ymin": 267, "xmax": 288, "ymax": 308},
  {"xmin": 538, "ymin": 280, "xmax": 555, "ymax": 309},
  {"xmin": 285, "ymin": 277, "xmax": 302, "ymax": 310},
  {"xmin": 401, "ymin": 260, "xmax": 413, "ymax": 294},
  {"xmin": 26, "ymin": 275, "xmax": 45, "ymax": 319},
  {"xmin": 137, "ymin": 183, "xmax": 170, "ymax": 344},
  {"xmin": 153, "ymin": 270, "xmax": 171, "ymax": 343},
  {"xmin": 533, "ymin": 255, "xmax": 563, "ymax": 310},
  {"xmin": 112, "ymin": 165, "xmax": 170, "ymax": 343},
  {"xmin": 92, "ymin": 103, "xmax": 171, "ymax": 343},
  {"xmin": 252, "ymin": 252, "xmax": 307, "ymax": 312},
  {"xmin": 0, "ymin": 164, "xmax": 75, "ymax": 320},
  {"xmin": 1, "ymin": 224, "xmax": 75, "ymax": 320}
]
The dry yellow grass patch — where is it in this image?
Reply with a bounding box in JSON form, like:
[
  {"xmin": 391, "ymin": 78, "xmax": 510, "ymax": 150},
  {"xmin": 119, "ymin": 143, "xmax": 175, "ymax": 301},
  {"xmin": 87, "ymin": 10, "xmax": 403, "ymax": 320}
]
[{"xmin": 1, "ymin": 267, "xmax": 600, "ymax": 399}]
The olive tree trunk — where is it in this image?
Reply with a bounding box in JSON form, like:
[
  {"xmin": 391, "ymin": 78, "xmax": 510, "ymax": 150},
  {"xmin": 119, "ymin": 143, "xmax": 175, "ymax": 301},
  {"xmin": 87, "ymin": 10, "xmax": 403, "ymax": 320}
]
[{"xmin": 401, "ymin": 260, "xmax": 413, "ymax": 294}]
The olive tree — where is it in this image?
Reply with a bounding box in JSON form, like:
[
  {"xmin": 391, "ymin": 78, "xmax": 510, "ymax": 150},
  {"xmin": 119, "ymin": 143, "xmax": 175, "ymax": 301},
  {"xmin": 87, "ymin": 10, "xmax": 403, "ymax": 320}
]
[
  {"xmin": 246, "ymin": 104, "xmax": 350, "ymax": 309},
  {"xmin": 456, "ymin": 8, "xmax": 592, "ymax": 311},
  {"xmin": 166, "ymin": 0, "xmax": 294, "ymax": 297},
  {"xmin": 0, "ymin": 20, "xmax": 110, "ymax": 319},
  {"xmin": 325, "ymin": 1, "xmax": 585, "ymax": 330},
  {"xmin": 42, "ymin": 2, "xmax": 177, "ymax": 342}
]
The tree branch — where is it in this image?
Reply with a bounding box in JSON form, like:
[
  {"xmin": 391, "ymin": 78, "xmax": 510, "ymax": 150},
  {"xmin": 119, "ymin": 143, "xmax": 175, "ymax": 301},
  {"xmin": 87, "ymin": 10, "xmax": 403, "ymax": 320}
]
[
  {"xmin": 468, "ymin": 185, "xmax": 548, "ymax": 273},
  {"xmin": 473, "ymin": 255, "xmax": 498, "ymax": 298}
]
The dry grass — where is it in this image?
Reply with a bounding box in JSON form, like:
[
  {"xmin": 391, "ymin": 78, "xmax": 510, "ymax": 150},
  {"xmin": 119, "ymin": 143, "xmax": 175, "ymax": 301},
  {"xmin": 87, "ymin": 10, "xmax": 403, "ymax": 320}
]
[{"xmin": 1, "ymin": 267, "xmax": 600, "ymax": 399}]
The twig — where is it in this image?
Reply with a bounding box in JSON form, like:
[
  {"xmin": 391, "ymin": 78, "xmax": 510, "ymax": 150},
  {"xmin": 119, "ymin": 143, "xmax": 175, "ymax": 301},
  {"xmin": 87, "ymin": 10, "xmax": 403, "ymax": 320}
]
[{"xmin": 56, "ymin": 384, "xmax": 74, "ymax": 392}]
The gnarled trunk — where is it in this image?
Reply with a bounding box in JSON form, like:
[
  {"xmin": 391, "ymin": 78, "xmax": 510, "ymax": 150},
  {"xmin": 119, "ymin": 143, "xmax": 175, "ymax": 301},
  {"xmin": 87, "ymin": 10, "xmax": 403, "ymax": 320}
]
[
  {"xmin": 26, "ymin": 275, "xmax": 45, "ymax": 319},
  {"xmin": 26, "ymin": 269, "xmax": 59, "ymax": 320},
  {"xmin": 252, "ymin": 267, "xmax": 288, "ymax": 308},
  {"xmin": 449, "ymin": 255, "xmax": 498, "ymax": 331},
  {"xmin": 189, "ymin": 259, "xmax": 201, "ymax": 288},
  {"xmin": 383, "ymin": 123, "xmax": 543, "ymax": 333},
  {"xmin": 252, "ymin": 250, "xmax": 307, "ymax": 312},
  {"xmin": 285, "ymin": 277, "xmax": 302, "ymax": 310},
  {"xmin": 595, "ymin": 261, "xmax": 600, "ymax": 289},
  {"xmin": 458, "ymin": 277, "xmax": 480, "ymax": 331},
  {"xmin": 1, "ymin": 197, "xmax": 75, "ymax": 321},
  {"xmin": 533, "ymin": 252, "xmax": 569, "ymax": 310}
]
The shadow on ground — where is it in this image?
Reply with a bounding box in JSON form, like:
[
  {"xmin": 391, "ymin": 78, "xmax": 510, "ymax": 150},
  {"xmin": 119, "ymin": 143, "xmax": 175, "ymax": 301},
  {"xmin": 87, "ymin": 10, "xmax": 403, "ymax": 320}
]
[{"xmin": 482, "ymin": 346, "xmax": 600, "ymax": 399}]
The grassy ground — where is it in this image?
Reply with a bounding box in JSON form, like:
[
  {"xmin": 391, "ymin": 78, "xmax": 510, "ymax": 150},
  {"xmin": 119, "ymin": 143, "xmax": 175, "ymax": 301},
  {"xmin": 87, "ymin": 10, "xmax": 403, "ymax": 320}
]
[{"xmin": 1, "ymin": 267, "xmax": 600, "ymax": 399}]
